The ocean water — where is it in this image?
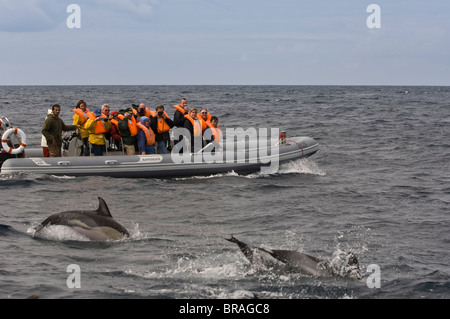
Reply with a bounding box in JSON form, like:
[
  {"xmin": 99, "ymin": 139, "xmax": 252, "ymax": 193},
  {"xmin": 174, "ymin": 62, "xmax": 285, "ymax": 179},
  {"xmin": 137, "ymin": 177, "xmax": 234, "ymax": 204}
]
[{"xmin": 0, "ymin": 85, "xmax": 449, "ymax": 301}]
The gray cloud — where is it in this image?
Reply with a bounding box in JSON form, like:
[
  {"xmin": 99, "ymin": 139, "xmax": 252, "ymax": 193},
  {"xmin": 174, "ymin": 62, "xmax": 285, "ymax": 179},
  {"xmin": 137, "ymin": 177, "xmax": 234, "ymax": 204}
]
[
  {"xmin": 0, "ymin": 0, "xmax": 159, "ymax": 32},
  {"xmin": 0, "ymin": 0, "xmax": 66, "ymax": 32}
]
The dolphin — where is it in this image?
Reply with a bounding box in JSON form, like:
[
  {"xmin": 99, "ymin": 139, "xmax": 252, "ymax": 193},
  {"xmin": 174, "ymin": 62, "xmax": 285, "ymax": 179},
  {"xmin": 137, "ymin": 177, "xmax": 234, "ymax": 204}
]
[
  {"xmin": 226, "ymin": 236, "xmax": 361, "ymax": 278},
  {"xmin": 33, "ymin": 197, "xmax": 129, "ymax": 241}
]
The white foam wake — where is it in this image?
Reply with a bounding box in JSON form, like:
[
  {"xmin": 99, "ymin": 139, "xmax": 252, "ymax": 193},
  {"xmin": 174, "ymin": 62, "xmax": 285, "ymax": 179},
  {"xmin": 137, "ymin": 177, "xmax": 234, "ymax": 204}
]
[{"xmin": 278, "ymin": 158, "xmax": 326, "ymax": 176}]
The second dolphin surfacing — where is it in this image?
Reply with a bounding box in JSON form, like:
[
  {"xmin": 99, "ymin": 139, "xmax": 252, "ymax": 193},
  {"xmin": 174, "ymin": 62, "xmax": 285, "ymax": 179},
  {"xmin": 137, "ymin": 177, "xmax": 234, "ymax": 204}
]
[{"xmin": 226, "ymin": 236, "xmax": 362, "ymax": 279}]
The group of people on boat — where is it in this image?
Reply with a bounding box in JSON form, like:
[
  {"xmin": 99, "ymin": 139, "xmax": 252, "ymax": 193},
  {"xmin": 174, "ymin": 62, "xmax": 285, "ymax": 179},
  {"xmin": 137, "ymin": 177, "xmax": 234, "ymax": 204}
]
[{"xmin": 41, "ymin": 98, "xmax": 222, "ymax": 157}]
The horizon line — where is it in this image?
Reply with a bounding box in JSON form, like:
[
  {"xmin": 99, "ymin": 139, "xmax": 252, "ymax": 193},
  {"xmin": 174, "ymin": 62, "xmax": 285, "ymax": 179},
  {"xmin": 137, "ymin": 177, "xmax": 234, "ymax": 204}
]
[{"xmin": 0, "ymin": 84, "xmax": 449, "ymax": 87}]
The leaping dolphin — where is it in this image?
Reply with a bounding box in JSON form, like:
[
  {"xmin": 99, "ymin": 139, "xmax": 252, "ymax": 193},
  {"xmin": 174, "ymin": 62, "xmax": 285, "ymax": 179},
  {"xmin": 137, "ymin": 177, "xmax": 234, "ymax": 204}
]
[
  {"xmin": 226, "ymin": 236, "xmax": 361, "ymax": 279},
  {"xmin": 33, "ymin": 197, "xmax": 129, "ymax": 241}
]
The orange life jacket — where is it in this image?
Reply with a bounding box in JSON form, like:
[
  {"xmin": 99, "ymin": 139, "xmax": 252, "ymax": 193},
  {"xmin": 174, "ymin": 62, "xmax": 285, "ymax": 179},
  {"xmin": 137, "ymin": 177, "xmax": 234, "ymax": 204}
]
[
  {"xmin": 116, "ymin": 114, "xmax": 138, "ymax": 136},
  {"xmin": 128, "ymin": 117, "xmax": 138, "ymax": 137},
  {"xmin": 174, "ymin": 105, "xmax": 187, "ymax": 115},
  {"xmin": 73, "ymin": 108, "xmax": 91, "ymax": 127},
  {"xmin": 150, "ymin": 111, "xmax": 171, "ymax": 133},
  {"xmin": 197, "ymin": 112, "xmax": 211, "ymax": 131},
  {"xmin": 136, "ymin": 122, "xmax": 155, "ymax": 146},
  {"xmin": 93, "ymin": 114, "xmax": 112, "ymax": 135},
  {"xmin": 94, "ymin": 119, "xmax": 109, "ymax": 135},
  {"xmin": 110, "ymin": 118, "xmax": 120, "ymax": 133},
  {"xmin": 184, "ymin": 115, "xmax": 202, "ymax": 137},
  {"xmin": 110, "ymin": 118, "xmax": 119, "ymax": 128},
  {"xmin": 208, "ymin": 124, "xmax": 221, "ymax": 143}
]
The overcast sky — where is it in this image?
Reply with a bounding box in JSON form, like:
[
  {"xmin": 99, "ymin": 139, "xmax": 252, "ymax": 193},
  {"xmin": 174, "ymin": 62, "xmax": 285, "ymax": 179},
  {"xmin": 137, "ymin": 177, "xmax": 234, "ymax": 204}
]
[{"xmin": 0, "ymin": 0, "xmax": 449, "ymax": 85}]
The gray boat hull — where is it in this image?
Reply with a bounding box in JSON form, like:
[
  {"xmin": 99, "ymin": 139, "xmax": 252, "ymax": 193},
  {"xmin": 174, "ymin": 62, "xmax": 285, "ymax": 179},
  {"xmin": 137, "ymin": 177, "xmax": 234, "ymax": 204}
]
[{"xmin": 1, "ymin": 136, "xmax": 318, "ymax": 178}]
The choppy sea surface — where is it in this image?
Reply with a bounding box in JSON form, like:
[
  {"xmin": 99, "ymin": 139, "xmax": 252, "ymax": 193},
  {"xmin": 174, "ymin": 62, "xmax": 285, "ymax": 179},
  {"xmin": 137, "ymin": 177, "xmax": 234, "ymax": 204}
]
[{"xmin": 0, "ymin": 85, "xmax": 449, "ymax": 300}]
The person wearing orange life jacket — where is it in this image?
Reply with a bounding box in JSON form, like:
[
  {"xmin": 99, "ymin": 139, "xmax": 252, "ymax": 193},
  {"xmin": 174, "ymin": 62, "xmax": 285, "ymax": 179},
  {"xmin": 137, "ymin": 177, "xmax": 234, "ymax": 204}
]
[
  {"xmin": 109, "ymin": 110, "xmax": 122, "ymax": 151},
  {"xmin": 118, "ymin": 108, "xmax": 138, "ymax": 155},
  {"xmin": 197, "ymin": 108, "xmax": 213, "ymax": 147},
  {"xmin": 204, "ymin": 115, "xmax": 222, "ymax": 153},
  {"xmin": 72, "ymin": 100, "xmax": 91, "ymax": 156},
  {"xmin": 137, "ymin": 116, "xmax": 156, "ymax": 154},
  {"xmin": 198, "ymin": 108, "xmax": 212, "ymax": 132},
  {"xmin": 100, "ymin": 104, "xmax": 113, "ymax": 148},
  {"xmin": 183, "ymin": 108, "xmax": 203, "ymax": 153},
  {"xmin": 173, "ymin": 98, "xmax": 188, "ymax": 128},
  {"xmin": 85, "ymin": 108, "xmax": 112, "ymax": 156},
  {"xmin": 206, "ymin": 116, "xmax": 222, "ymax": 144},
  {"xmin": 150, "ymin": 105, "xmax": 174, "ymax": 154},
  {"xmin": 136, "ymin": 103, "xmax": 151, "ymax": 122},
  {"xmin": 173, "ymin": 98, "xmax": 189, "ymax": 150}
]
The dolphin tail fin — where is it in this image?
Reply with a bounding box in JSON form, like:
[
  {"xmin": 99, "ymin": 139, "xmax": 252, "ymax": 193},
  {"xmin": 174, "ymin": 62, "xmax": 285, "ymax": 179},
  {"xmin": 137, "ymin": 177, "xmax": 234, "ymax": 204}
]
[
  {"xmin": 96, "ymin": 197, "xmax": 113, "ymax": 218},
  {"xmin": 225, "ymin": 236, "xmax": 256, "ymax": 264},
  {"xmin": 225, "ymin": 236, "xmax": 250, "ymax": 248},
  {"xmin": 225, "ymin": 235, "xmax": 239, "ymax": 244}
]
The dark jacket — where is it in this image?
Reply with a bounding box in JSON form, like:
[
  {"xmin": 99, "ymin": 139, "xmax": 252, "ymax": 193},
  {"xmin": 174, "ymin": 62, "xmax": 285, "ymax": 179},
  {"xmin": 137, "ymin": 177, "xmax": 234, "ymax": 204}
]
[
  {"xmin": 150, "ymin": 116, "xmax": 174, "ymax": 143},
  {"xmin": 173, "ymin": 110, "xmax": 186, "ymax": 127},
  {"xmin": 41, "ymin": 114, "xmax": 77, "ymax": 146},
  {"xmin": 118, "ymin": 117, "xmax": 137, "ymax": 146}
]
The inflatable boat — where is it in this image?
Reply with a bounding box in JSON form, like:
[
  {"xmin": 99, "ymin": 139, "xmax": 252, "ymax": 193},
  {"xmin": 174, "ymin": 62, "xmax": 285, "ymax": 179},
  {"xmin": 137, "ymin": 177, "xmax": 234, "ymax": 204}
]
[
  {"xmin": 1, "ymin": 116, "xmax": 319, "ymax": 178},
  {"xmin": 1, "ymin": 136, "xmax": 318, "ymax": 178}
]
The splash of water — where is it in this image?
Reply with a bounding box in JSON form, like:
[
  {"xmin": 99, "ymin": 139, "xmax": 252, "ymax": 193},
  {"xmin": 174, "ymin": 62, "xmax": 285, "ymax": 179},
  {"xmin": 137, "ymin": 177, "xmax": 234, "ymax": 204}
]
[
  {"xmin": 327, "ymin": 248, "xmax": 362, "ymax": 279},
  {"xmin": 278, "ymin": 158, "xmax": 326, "ymax": 176}
]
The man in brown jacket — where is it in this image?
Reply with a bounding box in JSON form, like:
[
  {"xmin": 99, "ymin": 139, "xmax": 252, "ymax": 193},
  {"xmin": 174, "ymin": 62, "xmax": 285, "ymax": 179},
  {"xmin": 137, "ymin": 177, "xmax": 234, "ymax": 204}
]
[{"xmin": 41, "ymin": 104, "xmax": 80, "ymax": 157}]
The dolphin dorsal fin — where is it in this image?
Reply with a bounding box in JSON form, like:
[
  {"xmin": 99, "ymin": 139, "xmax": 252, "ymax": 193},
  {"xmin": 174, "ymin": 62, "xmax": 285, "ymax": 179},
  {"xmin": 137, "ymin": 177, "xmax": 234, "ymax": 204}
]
[{"xmin": 96, "ymin": 197, "xmax": 113, "ymax": 218}]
